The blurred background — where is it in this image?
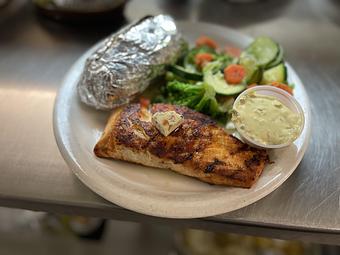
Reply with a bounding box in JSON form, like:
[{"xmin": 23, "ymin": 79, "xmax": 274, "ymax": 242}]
[
  {"xmin": 1, "ymin": 0, "xmax": 340, "ymax": 254},
  {"xmin": 0, "ymin": 207, "xmax": 339, "ymax": 255}
]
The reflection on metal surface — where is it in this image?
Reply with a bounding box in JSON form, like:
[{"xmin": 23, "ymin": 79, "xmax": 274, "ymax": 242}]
[
  {"xmin": 125, "ymin": 0, "xmax": 293, "ymax": 27},
  {"xmin": 175, "ymin": 229, "xmax": 322, "ymax": 255},
  {"xmin": 0, "ymin": 87, "xmax": 55, "ymax": 98},
  {"xmin": 310, "ymin": 0, "xmax": 340, "ymax": 27}
]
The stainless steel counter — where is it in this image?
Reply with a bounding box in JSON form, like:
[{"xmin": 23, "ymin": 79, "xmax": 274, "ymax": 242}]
[{"xmin": 1, "ymin": 0, "xmax": 340, "ymax": 245}]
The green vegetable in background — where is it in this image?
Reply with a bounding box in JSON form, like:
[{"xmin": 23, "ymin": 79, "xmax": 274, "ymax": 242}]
[
  {"xmin": 165, "ymin": 80, "xmax": 232, "ymax": 122},
  {"xmin": 166, "ymin": 81, "xmax": 205, "ymax": 108},
  {"xmin": 157, "ymin": 36, "xmax": 290, "ymax": 123},
  {"xmin": 195, "ymin": 83, "xmax": 223, "ymax": 118}
]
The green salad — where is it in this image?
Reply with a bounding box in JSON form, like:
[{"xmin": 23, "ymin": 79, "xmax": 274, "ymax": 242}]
[{"xmin": 152, "ymin": 35, "xmax": 293, "ymax": 123}]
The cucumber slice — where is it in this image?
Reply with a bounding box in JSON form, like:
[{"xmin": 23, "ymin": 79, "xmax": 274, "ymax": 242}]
[
  {"xmin": 204, "ymin": 71, "xmax": 246, "ymax": 95},
  {"xmin": 239, "ymin": 54, "xmax": 262, "ymax": 84},
  {"xmin": 260, "ymin": 63, "xmax": 287, "ymax": 84},
  {"xmin": 168, "ymin": 65, "xmax": 203, "ymax": 81},
  {"xmin": 244, "ymin": 37, "xmax": 279, "ymax": 68},
  {"xmin": 266, "ymin": 45, "xmax": 284, "ymax": 69},
  {"xmin": 248, "ymin": 68, "xmax": 262, "ymax": 84}
]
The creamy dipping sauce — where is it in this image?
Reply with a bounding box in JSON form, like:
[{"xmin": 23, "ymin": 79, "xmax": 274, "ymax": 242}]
[{"xmin": 232, "ymin": 92, "xmax": 302, "ymax": 145}]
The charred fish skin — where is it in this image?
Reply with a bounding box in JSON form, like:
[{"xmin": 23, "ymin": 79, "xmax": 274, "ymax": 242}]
[
  {"xmin": 94, "ymin": 104, "xmax": 268, "ymax": 188},
  {"xmin": 77, "ymin": 15, "xmax": 187, "ymax": 110}
]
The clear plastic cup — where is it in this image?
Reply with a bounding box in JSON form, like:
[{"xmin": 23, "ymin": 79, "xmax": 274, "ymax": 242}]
[{"xmin": 232, "ymin": 85, "xmax": 305, "ymax": 149}]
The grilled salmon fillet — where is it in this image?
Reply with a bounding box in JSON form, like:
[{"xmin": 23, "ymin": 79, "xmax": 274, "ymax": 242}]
[{"xmin": 94, "ymin": 103, "xmax": 268, "ymax": 188}]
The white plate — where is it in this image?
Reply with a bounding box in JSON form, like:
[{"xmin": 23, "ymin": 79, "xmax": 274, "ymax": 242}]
[{"xmin": 53, "ymin": 21, "xmax": 311, "ymax": 218}]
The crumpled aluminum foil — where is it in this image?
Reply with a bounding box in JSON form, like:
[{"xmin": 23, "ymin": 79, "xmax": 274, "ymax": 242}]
[{"xmin": 77, "ymin": 15, "xmax": 186, "ymax": 110}]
